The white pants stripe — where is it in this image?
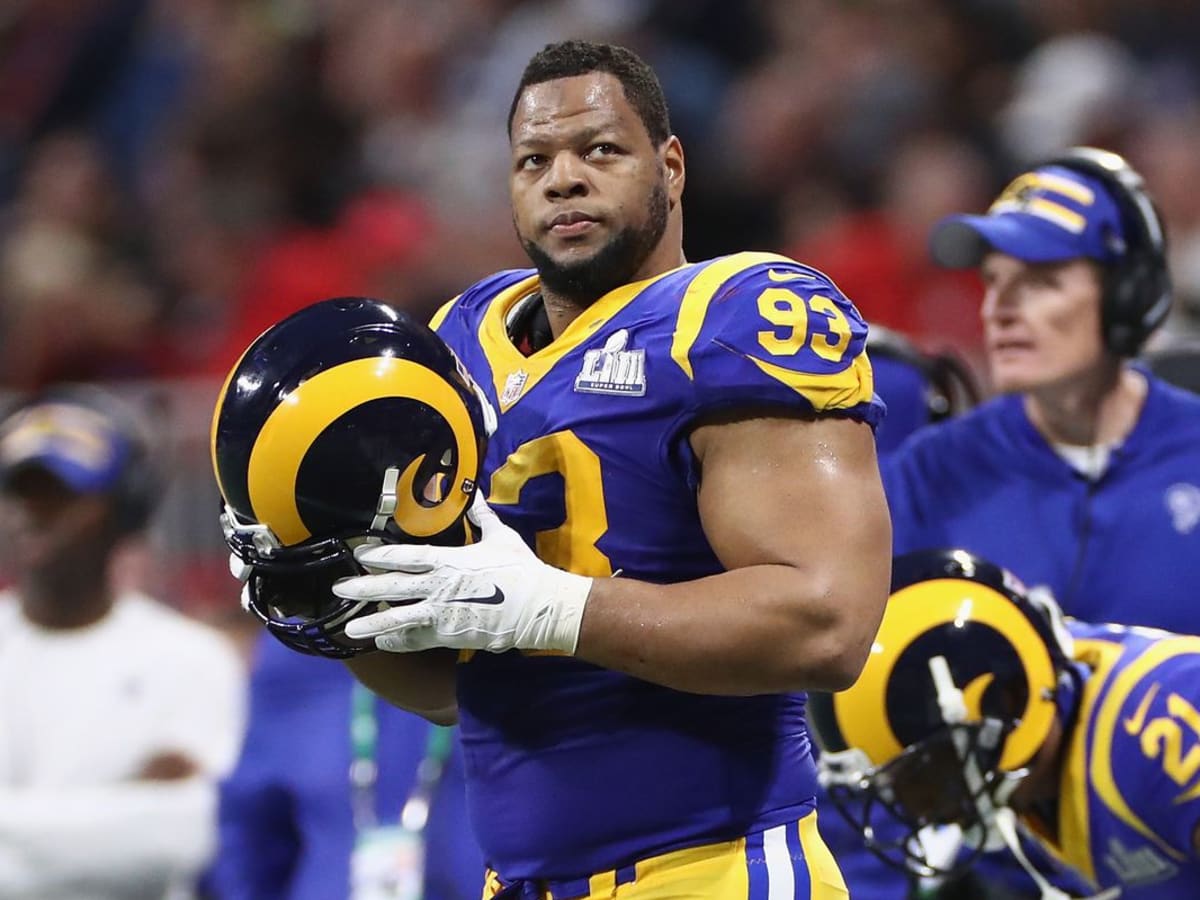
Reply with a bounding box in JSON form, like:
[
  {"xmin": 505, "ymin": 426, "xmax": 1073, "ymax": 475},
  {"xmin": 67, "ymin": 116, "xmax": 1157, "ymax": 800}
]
[{"xmin": 763, "ymin": 823, "xmax": 797, "ymax": 900}]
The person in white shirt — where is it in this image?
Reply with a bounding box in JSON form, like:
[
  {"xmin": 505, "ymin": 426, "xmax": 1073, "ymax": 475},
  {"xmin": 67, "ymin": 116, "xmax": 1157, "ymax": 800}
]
[{"xmin": 0, "ymin": 384, "xmax": 246, "ymax": 900}]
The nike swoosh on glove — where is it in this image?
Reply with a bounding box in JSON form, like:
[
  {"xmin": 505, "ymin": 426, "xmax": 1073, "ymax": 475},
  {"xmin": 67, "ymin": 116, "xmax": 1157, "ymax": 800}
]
[{"xmin": 337, "ymin": 495, "xmax": 593, "ymax": 654}]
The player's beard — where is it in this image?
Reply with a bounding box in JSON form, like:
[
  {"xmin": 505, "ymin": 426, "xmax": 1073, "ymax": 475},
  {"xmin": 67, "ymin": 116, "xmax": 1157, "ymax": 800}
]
[{"xmin": 521, "ymin": 180, "xmax": 669, "ymax": 306}]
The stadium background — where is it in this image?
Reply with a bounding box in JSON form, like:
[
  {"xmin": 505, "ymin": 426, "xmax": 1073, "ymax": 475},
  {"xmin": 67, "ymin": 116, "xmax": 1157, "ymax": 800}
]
[{"xmin": 1, "ymin": 0, "xmax": 1198, "ymax": 650}]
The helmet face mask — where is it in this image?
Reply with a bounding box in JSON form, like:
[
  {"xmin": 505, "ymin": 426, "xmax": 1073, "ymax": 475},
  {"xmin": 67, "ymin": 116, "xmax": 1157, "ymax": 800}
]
[
  {"xmin": 823, "ymin": 717, "xmax": 1023, "ymax": 878},
  {"xmin": 809, "ymin": 549, "xmax": 1070, "ymax": 880},
  {"xmin": 244, "ymin": 553, "xmax": 372, "ymax": 659},
  {"xmin": 211, "ymin": 297, "xmax": 490, "ymax": 658},
  {"xmin": 219, "ymin": 504, "xmax": 378, "ymax": 658}
]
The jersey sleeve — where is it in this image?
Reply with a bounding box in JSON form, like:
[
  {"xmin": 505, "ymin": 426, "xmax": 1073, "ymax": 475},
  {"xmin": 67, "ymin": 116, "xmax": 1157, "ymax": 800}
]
[
  {"xmin": 1098, "ymin": 635, "xmax": 1200, "ymax": 861},
  {"xmin": 672, "ymin": 253, "xmax": 884, "ymax": 426}
]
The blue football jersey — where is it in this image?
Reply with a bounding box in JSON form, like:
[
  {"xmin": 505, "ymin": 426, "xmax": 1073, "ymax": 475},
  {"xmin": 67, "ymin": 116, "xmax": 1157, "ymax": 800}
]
[
  {"xmin": 432, "ymin": 252, "xmax": 882, "ymax": 880},
  {"xmin": 1029, "ymin": 621, "xmax": 1200, "ymax": 896}
]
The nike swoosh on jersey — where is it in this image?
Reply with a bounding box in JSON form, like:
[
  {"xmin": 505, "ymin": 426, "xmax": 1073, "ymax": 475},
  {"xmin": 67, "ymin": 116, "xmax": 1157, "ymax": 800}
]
[
  {"xmin": 449, "ymin": 586, "xmax": 506, "ymax": 605},
  {"xmin": 1123, "ymin": 682, "xmax": 1160, "ymax": 735},
  {"xmin": 767, "ymin": 269, "xmax": 815, "ymax": 282}
]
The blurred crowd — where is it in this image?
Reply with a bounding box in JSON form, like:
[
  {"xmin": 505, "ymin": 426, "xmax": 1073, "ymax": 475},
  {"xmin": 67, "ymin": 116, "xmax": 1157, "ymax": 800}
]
[{"xmin": 2, "ymin": 0, "xmax": 1200, "ymax": 621}]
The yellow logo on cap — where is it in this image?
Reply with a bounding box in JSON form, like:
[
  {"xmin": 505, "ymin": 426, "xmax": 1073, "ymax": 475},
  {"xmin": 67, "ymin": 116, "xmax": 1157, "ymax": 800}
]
[
  {"xmin": 989, "ymin": 172, "xmax": 1094, "ymax": 234},
  {"xmin": 0, "ymin": 405, "xmax": 116, "ymax": 473}
]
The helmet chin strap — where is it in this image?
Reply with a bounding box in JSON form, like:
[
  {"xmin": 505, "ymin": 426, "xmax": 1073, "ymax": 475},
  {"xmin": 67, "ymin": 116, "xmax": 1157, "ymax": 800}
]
[
  {"xmin": 991, "ymin": 809, "xmax": 1119, "ymax": 899},
  {"xmin": 370, "ymin": 466, "xmax": 401, "ymax": 533}
]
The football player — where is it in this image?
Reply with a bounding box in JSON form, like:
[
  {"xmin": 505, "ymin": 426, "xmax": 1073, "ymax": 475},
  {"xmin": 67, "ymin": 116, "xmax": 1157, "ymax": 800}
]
[
  {"xmin": 213, "ymin": 39, "xmax": 891, "ymax": 899},
  {"xmin": 810, "ymin": 549, "xmax": 1200, "ymax": 899}
]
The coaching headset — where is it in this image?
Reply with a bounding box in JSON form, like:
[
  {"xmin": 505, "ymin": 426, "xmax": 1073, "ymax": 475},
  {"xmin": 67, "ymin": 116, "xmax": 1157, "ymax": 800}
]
[
  {"xmin": 0, "ymin": 384, "xmax": 162, "ymax": 536},
  {"xmin": 1040, "ymin": 147, "xmax": 1171, "ymax": 357}
]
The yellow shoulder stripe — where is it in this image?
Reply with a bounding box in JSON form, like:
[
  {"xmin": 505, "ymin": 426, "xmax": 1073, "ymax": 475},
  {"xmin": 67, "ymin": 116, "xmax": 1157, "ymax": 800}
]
[
  {"xmin": 743, "ymin": 350, "xmax": 874, "ymax": 410},
  {"xmin": 670, "ymin": 252, "xmax": 797, "ymax": 380},
  {"xmin": 1046, "ymin": 637, "xmax": 1125, "ymax": 886},
  {"xmin": 427, "ymin": 294, "xmax": 461, "ymax": 332}
]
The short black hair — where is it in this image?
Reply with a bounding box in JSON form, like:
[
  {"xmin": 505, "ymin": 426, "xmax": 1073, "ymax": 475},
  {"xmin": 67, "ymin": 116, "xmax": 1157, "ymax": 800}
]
[{"xmin": 507, "ymin": 40, "xmax": 671, "ymax": 146}]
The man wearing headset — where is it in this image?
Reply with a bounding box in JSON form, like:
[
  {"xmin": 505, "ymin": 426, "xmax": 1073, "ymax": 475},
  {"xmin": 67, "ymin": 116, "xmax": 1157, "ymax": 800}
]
[
  {"xmin": 872, "ymin": 148, "xmax": 1200, "ymax": 896},
  {"xmin": 0, "ymin": 386, "xmax": 245, "ymax": 899},
  {"xmin": 885, "ymin": 146, "xmax": 1200, "ymax": 636}
]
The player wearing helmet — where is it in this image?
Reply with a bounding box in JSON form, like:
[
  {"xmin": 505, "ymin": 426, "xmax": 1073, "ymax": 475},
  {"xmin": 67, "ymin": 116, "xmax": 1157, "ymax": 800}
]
[
  {"xmin": 810, "ymin": 549, "xmax": 1200, "ymax": 899},
  {"xmin": 213, "ymin": 39, "xmax": 891, "ymax": 900}
]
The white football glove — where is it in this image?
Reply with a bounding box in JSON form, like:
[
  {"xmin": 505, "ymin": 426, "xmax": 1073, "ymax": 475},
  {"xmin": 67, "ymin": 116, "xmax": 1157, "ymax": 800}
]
[{"xmin": 337, "ymin": 495, "xmax": 592, "ymax": 654}]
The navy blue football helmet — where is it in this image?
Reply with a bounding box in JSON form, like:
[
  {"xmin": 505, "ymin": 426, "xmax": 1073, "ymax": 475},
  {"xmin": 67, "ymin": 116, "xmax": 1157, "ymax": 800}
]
[
  {"xmin": 809, "ymin": 550, "xmax": 1075, "ymax": 879},
  {"xmin": 211, "ymin": 297, "xmax": 489, "ymax": 658}
]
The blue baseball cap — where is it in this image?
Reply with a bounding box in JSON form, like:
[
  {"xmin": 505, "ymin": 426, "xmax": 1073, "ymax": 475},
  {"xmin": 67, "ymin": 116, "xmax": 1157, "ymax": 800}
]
[
  {"xmin": 0, "ymin": 397, "xmax": 134, "ymax": 494},
  {"xmin": 930, "ymin": 164, "xmax": 1128, "ymax": 268}
]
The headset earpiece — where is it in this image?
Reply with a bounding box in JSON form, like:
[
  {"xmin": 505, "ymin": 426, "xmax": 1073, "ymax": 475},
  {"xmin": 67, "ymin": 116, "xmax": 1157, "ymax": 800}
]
[
  {"xmin": 1, "ymin": 385, "xmax": 162, "ymax": 535},
  {"xmin": 1040, "ymin": 147, "xmax": 1171, "ymax": 356},
  {"xmin": 108, "ymin": 416, "xmax": 160, "ymax": 535}
]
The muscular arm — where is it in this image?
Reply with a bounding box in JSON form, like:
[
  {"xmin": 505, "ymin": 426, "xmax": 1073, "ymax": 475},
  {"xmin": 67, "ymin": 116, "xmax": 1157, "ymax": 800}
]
[
  {"xmin": 344, "ymin": 648, "xmax": 459, "ymax": 724},
  {"xmin": 575, "ymin": 412, "xmax": 891, "ymax": 695}
]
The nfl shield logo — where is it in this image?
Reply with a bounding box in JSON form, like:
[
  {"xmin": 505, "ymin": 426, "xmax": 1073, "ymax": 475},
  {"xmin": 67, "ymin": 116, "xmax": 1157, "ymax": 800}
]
[{"xmin": 500, "ymin": 370, "xmax": 529, "ymax": 409}]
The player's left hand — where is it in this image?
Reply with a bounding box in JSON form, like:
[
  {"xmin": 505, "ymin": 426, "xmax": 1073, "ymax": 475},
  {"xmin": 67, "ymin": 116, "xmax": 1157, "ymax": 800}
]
[{"xmin": 337, "ymin": 495, "xmax": 592, "ymax": 654}]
